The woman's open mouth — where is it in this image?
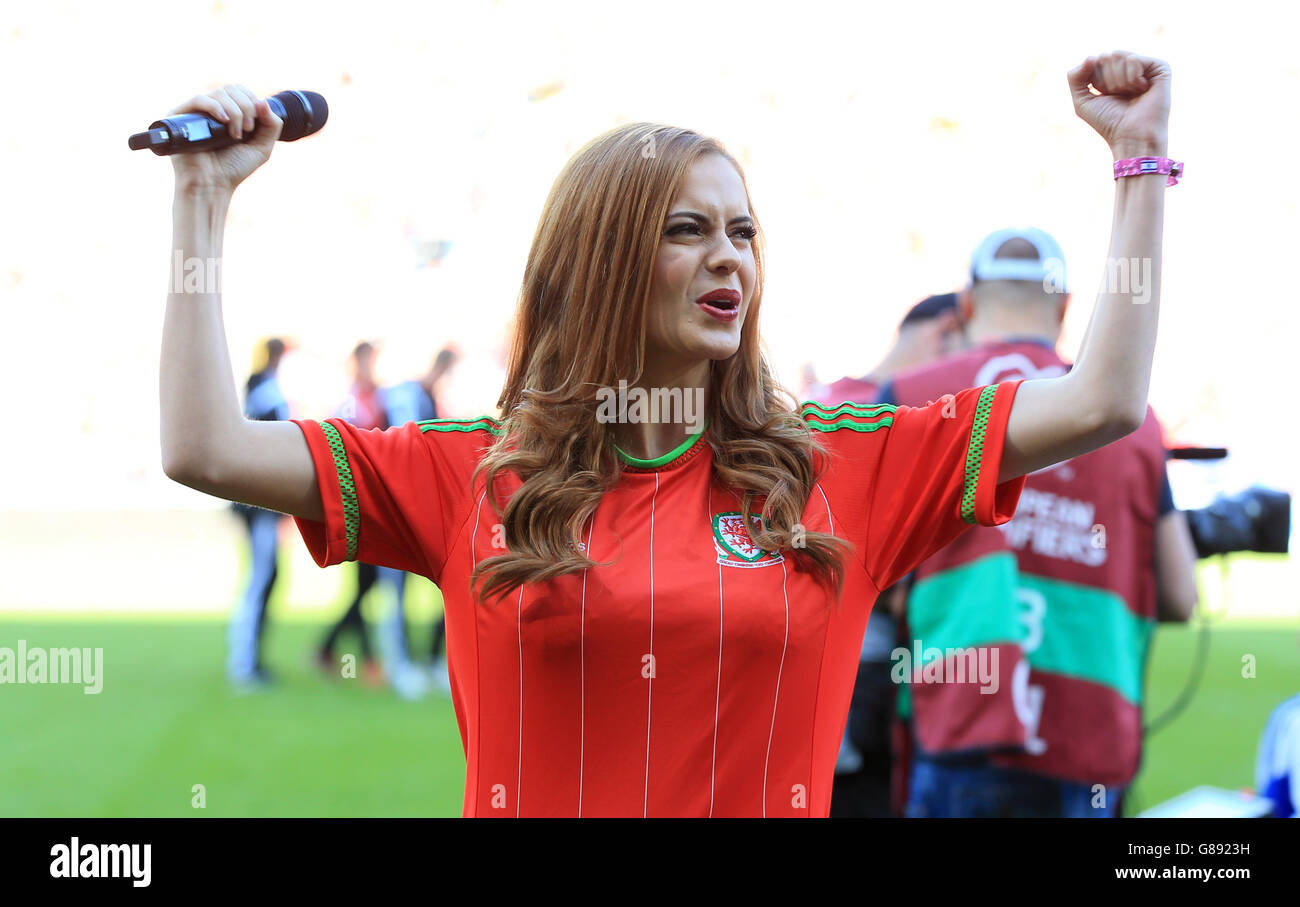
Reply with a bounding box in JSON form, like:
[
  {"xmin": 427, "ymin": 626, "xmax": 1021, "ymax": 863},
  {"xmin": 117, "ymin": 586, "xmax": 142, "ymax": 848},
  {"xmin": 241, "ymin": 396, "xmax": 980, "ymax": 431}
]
[{"xmin": 695, "ymin": 288, "xmax": 741, "ymax": 322}]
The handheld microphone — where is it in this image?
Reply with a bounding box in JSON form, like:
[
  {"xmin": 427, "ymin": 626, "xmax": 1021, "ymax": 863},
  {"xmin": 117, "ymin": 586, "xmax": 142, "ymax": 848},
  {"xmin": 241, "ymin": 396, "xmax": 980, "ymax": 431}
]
[
  {"xmin": 1167, "ymin": 446, "xmax": 1228, "ymax": 460},
  {"xmin": 128, "ymin": 90, "xmax": 328, "ymax": 155}
]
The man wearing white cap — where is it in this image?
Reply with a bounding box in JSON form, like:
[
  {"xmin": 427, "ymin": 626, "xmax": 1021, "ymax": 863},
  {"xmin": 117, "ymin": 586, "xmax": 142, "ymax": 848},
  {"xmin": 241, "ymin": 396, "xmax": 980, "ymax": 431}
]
[{"xmin": 879, "ymin": 228, "xmax": 1200, "ymax": 817}]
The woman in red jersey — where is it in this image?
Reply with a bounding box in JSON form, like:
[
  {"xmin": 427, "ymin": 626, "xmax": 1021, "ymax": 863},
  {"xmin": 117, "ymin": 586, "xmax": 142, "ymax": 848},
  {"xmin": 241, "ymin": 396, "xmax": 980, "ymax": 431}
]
[{"xmin": 160, "ymin": 52, "xmax": 1173, "ymax": 816}]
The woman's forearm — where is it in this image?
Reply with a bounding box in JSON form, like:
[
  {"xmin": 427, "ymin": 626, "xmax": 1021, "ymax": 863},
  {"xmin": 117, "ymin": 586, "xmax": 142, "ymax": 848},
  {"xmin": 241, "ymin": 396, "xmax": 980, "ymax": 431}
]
[
  {"xmin": 1000, "ymin": 167, "xmax": 1167, "ymax": 480},
  {"xmin": 1069, "ymin": 147, "xmax": 1167, "ymax": 430},
  {"xmin": 160, "ymin": 186, "xmax": 246, "ymax": 481}
]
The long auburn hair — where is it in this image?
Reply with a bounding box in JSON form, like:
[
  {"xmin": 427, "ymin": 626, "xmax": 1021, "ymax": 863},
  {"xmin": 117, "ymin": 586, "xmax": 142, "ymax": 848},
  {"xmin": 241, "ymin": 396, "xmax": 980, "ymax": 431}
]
[{"xmin": 471, "ymin": 123, "xmax": 851, "ymax": 602}]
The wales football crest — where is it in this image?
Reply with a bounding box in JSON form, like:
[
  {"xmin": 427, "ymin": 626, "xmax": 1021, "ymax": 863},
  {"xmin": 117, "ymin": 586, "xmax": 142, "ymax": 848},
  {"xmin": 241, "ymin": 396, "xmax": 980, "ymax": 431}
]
[{"xmin": 712, "ymin": 512, "xmax": 786, "ymax": 569}]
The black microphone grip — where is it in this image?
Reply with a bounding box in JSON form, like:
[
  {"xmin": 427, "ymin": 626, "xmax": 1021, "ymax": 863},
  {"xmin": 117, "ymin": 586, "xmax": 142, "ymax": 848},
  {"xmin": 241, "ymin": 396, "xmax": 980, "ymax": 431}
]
[{"xmin": 128, "ymin": 90, "xmax": 327, "ymax": 155}]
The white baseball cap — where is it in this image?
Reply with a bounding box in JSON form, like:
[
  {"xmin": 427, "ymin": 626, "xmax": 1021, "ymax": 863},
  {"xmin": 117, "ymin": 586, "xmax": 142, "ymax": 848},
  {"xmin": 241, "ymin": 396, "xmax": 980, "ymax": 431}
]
[{"xmin": 970, "ymin": 227, "xmax": 1067, "ymax": 294}]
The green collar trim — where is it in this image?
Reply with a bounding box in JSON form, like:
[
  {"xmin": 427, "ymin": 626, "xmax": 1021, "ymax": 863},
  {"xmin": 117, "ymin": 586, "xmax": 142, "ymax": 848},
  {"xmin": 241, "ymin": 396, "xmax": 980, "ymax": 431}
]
[{"xmin": 614, "ymin": 422, "xmax": 709, "ymax": 468}]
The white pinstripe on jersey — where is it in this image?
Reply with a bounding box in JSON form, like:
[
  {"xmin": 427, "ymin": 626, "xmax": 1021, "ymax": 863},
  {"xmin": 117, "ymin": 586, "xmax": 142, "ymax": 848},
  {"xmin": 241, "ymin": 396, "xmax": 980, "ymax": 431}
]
[
  {"xmin": 516, "ymin": 584, "xmax": 524, "ymax": 818},
  {"xmin": 762, "ymin": 558, "xmax": 791, "ymax": 816},
  {"xmin": 469, "ymin": 489, "xmax": 487, "ymax": 811},
  {"xmin": 643, "ymin": 472, "xmax": 658, "ymax": 817},
  {"xmin": 707, "ymin": 484, "xmax": 722, "ymax": 817},
  {"xmin": 578, "ymin": 517, "xmax": 595, "ymax": 816}
]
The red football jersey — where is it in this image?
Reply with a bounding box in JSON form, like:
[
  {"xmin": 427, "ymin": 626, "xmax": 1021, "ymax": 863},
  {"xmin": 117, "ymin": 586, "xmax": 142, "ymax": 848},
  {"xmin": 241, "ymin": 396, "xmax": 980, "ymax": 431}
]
[{"xmin": 290, "ymin": 382, "xmax": 1024, "ymax": 816}]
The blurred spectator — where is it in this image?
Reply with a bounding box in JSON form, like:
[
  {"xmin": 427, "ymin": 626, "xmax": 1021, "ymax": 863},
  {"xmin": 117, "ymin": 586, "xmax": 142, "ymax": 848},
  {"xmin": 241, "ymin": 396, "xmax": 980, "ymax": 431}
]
[
  {"xmin": 816, "ymin": 292, "xmax": 964, "ymax": 407},
  {"xmin": 1257, "ymin": 687, "xmax": 1300, "ymax": 817},
  {"xmin": 317, "ymin": 342, "xmax": 388, "ymax": 686},
  {"xmin": 376, "ymin": 347, "xmax": 459, "ymax": 699},
  {"xmin": 228, "ymin": 337, "xmax": 292, "ymax": 689}
]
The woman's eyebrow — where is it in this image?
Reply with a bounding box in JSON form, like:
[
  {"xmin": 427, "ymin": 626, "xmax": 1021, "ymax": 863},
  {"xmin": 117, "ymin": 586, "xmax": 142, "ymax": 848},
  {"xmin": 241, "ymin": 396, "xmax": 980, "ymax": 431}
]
[{"xmin": 667, "ymin": 210, "xmax": 754, "ymax": 225}]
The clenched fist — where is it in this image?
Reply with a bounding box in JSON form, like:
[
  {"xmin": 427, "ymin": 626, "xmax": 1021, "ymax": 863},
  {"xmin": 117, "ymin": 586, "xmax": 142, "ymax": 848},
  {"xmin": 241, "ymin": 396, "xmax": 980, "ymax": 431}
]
[{"xmin": 1068, "ymin": 52, "xmax": 1171, "ymax": 159}]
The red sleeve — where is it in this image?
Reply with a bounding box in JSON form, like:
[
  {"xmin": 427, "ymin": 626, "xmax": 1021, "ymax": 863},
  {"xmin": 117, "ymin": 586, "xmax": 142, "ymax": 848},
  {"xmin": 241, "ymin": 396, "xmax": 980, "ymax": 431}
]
[
  {"xmin": 290, "ymin": 417, "xmax": 485, "ymax": 581},
  {"xmin": 863, "ymin": 381, "xmax": 1026, "ymax": 589}
]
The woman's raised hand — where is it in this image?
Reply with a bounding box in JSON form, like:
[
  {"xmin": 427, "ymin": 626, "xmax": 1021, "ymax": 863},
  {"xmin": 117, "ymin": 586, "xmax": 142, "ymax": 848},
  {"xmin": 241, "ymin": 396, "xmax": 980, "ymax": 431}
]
[
  {"xmin": 1068, "ymin": 51, "xmax": 1171, "ymax": 158},
  {"xmin": 168, "ymin": 84, "xmax": 283, "ymax": 194}
]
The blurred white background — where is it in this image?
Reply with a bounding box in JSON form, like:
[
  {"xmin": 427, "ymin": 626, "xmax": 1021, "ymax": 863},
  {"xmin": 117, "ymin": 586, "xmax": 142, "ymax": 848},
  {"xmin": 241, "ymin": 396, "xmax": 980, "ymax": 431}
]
[{"xmin": 0, "ymin": 0, "xmax": 1295, "ymax": 613}]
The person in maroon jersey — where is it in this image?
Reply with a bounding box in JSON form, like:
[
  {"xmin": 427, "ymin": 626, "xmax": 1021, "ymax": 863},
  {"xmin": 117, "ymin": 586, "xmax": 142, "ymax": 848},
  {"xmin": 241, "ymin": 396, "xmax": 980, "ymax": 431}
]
[
  {"xmin": 879, "ymin": 227, "xmax": 1199, "ymax": 817},
  {"xmin": 814, "ymin": 292, "xmax": 966, "ymax": 408},
  {"xmin": 158, "ymin": 52, "xmax": 1178, "ymax": 816}
]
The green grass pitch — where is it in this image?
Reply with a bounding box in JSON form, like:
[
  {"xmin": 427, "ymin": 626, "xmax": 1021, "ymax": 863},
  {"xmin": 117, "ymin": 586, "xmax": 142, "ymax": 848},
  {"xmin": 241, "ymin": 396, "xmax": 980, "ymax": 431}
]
[
  {"xmin": 0, "ymin": 620, "xmax": 465, "ymax": 817},
  {"xmin": 0, "ymin": 617, "xmax": 1295, "ymax": 816}
]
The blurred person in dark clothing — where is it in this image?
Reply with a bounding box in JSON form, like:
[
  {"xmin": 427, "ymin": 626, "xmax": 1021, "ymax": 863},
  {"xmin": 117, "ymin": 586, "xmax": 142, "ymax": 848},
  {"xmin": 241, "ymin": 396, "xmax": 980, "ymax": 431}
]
[
  {"xmin": 377, "ymin": 347, "xmax": 459, "ymax": 699},
  {"xmin": 228, "ymin": 337, "xmax": 291, "ymax": 689}
]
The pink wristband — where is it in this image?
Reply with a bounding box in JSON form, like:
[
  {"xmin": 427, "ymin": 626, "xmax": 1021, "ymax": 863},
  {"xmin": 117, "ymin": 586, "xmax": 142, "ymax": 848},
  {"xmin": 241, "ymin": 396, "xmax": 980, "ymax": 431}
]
[{"xmin": 1113, "ymin": 156, "xmax": 1183, "ymax": 186}]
